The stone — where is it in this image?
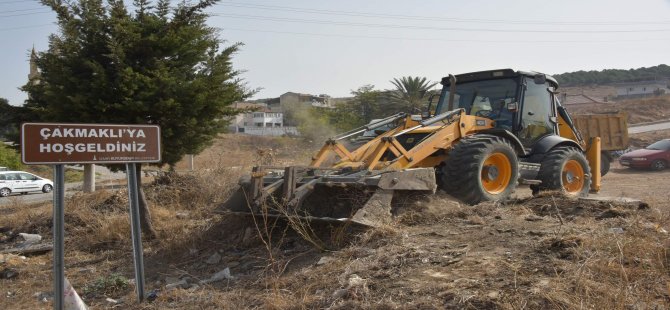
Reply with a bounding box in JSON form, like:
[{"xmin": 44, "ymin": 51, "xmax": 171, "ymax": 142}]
[
  {"xmin": 487, "ymin": 291, "xmax": 500, "ymax": 299},
  {"xmin": 106, "ymin": 297, "xmax": 120, "ymax": 304},
  {"xmin": 332, "ymin": 289, "xmax": 348, "ymax": 299},
  {"xmin": 0, "ymin": 268, "xmax": 18, "ymax": 279},
  {"xmin": 316, "ymin": 256, "xmax": 335, "ymax": 266},
  {"xmin": 176, "ymin": 212, "xmax": 189, "ymax": 219},
  {"xmin": 228, "ymin": 261, "xmax": 240, "ymax": 267},
  {"xmin": 206, "ymin": 252, "xmax": 222, "ymax": 265},
  {"xmin": 18, "ymin": 233, "xmax": 42, "ymax": 245},
  {"xmin": 609, "ymin": 227, "xmax": 624, "ymax": 234},
  {"xmin": 200, "ymin": 267, "xmax": 234, "ymax": 284},
  {"xmin": 165, "ymin": 279, "xmax": 190, "ymax": 291},
  {"xmin": 241, "ymin": 227, "xmax": 255, "ymax": 246},
  {"xmin": 525, "ymin": 215, "xmax": 543, "ymax": 222}
]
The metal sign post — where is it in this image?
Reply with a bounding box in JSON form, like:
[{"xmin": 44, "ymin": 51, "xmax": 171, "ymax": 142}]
[
  {"xmin": 125, "ymin": 163, "xmax": 146, "ymax": 301},
  {"xmin": 53, "ymin": 164, "xmax": 65, "ymax": 310},
  {"xmin": 21, "ymin": 123, "xmax": 162, "ymax": 307}
]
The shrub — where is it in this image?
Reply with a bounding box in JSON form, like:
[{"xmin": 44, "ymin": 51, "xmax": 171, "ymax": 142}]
[{"xmin": 0, "ymin": 144, "xmax": 22, "ymax": 170}]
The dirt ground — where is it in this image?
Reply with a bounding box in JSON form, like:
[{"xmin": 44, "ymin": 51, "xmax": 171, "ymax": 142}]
[{"xmin": 1, "ymin": 135, "xmax": 670, "ymax": 309}]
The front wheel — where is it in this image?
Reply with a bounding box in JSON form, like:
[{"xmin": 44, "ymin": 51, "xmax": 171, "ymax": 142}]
[
  {"xmin": 651, "ymin": 159, "xmax": 667, "ymax": 171},
  {"xmin": 42, "ymin": 184, "xmax": 53, "ymax": 193},
  {"xmin": 441, "ymin": 134, "xmax": 519, "ymax": 204},
  {"xmin": 536, "ymin": 146, "xmax": 591, "ymax": 197},
  {"xmin": 0, "ymin": 188, "xmax": 10, "ymax": 197}
]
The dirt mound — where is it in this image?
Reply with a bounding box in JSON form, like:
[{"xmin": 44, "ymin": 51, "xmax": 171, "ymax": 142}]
[{"xmin": 567, "ymin": 95, "xmax": 670, "ymax": 124}]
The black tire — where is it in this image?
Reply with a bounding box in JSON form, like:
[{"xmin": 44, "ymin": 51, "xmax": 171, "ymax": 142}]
[
  {"xmin": 0, "ymin": 188, "xmax": 10, "ymax": 197},
  {"xmin": 441, "ymin": 134, "xmax": 519, "ymax": 204},
  {"xmin": 651, "ymin": 159, "xmax": 667, "ymax": 171},
  {"xmin": 42, "ymin": 184, "xmax": 53, "ymax": 193},
  {"xmin": 600, "ymin": 152, "xmax": 611, "ymax": 176},
  {"xmin": 535, "ymin": 146, "xmax": 591, "ymax": 197}
]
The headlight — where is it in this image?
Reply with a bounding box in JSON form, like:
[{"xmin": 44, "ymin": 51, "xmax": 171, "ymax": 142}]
[{"xmin": 632, "ymin": 157, "xmax": 648, "ymax": 161}]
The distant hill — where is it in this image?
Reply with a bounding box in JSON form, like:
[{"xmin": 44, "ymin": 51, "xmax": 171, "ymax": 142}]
[{"xmin": 553, "ymin": 64, "xmax": 670, "ymax": 87}]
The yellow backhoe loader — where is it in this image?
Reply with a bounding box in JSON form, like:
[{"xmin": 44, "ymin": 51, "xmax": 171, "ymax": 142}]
[{"xmin": 216, "ymin": 69, "xmax": 601, "ymax": 227}]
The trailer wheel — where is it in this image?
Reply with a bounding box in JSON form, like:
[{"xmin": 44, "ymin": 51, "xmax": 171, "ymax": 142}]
[
  {"xmin": 536, "ymin": 146, "xmax": 591, "ymax": 197},
  {"xmin": 441, "ymin": 134, "xmax": 519, "ymax": 204},
  {"xmin": 600, "ymin": 151, "xmax": 611, "ymax": 176}
]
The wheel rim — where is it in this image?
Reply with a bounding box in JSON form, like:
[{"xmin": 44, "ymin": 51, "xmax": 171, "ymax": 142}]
[
  {"xmin": 653, "ymin": 161, "xmax": 665, "ymax": 170},
  {"xmin": 562, "ymin": 159, "xmax": 585, "ymax": 194},
  {"xmin": 0, "ymin": 189, "xmax": 9, "ymax": 197},
  {"xmin": 481, "ymin": 152, "xmax": 512, "ymax": 194}
]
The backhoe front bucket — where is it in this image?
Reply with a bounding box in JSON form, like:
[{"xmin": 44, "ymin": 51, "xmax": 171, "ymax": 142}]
[{"xmin": 215, "ymin": 166, "xmax": 437, "ymax": 227}]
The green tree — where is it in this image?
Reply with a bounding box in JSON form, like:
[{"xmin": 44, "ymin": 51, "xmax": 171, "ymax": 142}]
[
  {"xmin": 23, "ymin": 0, "xmax": 253, "ymax": 238},
  {"xmin": 350, "ymin": 85, "xmax": 382, "ymax": 124},
  {"xmin": 0, "ymin": 98, "xmax": 14, "ymax": 140},
  {"xmin": 389, "ymin": 76, "xmax": 438, "ymax": 114}
]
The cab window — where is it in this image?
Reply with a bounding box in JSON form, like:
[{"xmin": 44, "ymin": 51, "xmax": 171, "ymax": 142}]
[{"xmin": 518, "ymin": 78, "xmax": 555, "ymax": 146}]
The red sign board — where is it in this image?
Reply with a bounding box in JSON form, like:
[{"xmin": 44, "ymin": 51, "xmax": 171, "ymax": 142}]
[{"xmin": 21, "ymin": 123, "xmax": 161, "ymax": 164}]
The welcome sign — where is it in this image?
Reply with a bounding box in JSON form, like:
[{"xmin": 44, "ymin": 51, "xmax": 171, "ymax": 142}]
[{"xmin": 21, "ymin": 123, "xmax": 161, "ymax": 164}]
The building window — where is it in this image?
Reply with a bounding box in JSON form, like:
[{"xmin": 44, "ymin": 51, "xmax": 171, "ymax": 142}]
[
  {"xmin": 253, "ymin": 112, "xmax": 263, "ymax": 118},
  {"xmin": 274, "ymin": 123, "xmax": 281, "ymax": 127},
  {"xmin": 254, "ymin": 123, "xmax": 263, "ymax": 127},
  {"xmin": 243, "ymin": 122, "xmax": 248, "ymax": 126}
]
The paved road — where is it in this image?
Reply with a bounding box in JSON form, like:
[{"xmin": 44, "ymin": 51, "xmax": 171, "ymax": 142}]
[
  {"xmin": 0, "ymin": 182, "xmax": 83, "ymax": 206},
  {"xmin": 0, "ymin": 165, "xmax": 127, "ymax": 206},
  {"xmin": 629, "ymin": 121, "xmax": 670, "ymax": 134}
]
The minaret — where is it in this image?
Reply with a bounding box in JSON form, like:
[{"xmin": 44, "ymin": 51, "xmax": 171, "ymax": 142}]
[{"xmin": 28, "ymin": 45, "xmax": 40, "ymax": 82}]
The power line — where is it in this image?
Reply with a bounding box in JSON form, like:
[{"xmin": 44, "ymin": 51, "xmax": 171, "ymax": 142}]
[
  {"xmin": 1, "ymin": 7, "xmax": 47, "ymax": 13},
  {"xmin": 218, "ymin": 1, "xmax": 670, "ymax": 26},
  {"xmin": 222, "ymin": 27, "xmax": 670, "ymax": 43},
  {"xmin": 0, "ymin": 0, "xmax": 41, "ymax": 4},
  {"xmin": 0, "ymin": 23, "xmax": 53, "ymax": 32},
  {"xmin": 212, "ymin": 13, "xmax": 670, "ymax": 33},
  {"xmin": 0, "ymin": 10, "xmax": 51, "ymax": 18}
]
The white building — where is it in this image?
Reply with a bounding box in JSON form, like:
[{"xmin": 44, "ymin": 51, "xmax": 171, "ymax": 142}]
[
  {"xmin": 228, "ymin": 102, "xmax": 298, "ymax": 136},
  {"xmin": 616, "ymin": 81, "xmax": 668, "ymax": 98}
]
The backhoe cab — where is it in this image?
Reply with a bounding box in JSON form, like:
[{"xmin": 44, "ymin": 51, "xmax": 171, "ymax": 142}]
[{"xmin": 217, "ymin": 69, "xmax": 601, "ymax": 227}]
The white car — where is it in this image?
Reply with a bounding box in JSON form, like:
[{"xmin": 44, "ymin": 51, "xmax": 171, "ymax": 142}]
[{"xmin": 0, "ymin": 171, "xmax": 54, "ymax": 197}]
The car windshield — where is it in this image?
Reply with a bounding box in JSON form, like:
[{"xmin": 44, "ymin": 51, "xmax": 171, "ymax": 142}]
[
  {"xmin": 646, "ymin": 140, "xmax": 670, "ymax": 151},
  {"xmin": 436, "ymin": 78, "xmax": 518, "ymax": 115}
]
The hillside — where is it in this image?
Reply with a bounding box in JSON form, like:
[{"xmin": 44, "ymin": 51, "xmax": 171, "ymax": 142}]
[{"xmin": 554, "ymin": 64, "xmax": 670, "ymax": 87}]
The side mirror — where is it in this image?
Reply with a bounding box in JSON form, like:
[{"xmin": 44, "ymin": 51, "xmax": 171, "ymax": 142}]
[{"xmin": 534, "ymin": 74, "xmax": 546, "ymax": 85}]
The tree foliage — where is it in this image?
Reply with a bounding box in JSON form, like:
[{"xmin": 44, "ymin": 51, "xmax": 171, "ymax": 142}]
[
  {"xmin": 22, "ymin": 0, "xmax": 253, "ymax": 167},
  {"xmin": 554, "ymin": 64, "xmax": 670, "ymax": 87},
  {"xmin": 389, "ymin": 76, "xmax": 438, "ymax": 113}
]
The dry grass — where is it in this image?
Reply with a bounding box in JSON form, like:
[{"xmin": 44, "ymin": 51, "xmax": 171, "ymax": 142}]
[{"xmin": 2, "ymin": 134, "xmax": 670, "ymax": 309}]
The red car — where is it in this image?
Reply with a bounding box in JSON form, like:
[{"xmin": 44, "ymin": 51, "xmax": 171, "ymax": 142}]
[{"xmin": 619, "ymin": 139, "xmax": 670, "ymax": 170}]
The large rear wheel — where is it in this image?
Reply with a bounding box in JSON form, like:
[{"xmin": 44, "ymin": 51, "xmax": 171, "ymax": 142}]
[
  {"xmin": 441, "ymin": 134, "xmax": 519, "ymax": 204},
  {"xmin": 535, "ymin": 146, "xmax": 591, "ymax": 196}
]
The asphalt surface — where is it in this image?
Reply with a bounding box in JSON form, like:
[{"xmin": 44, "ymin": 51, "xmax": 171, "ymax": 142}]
[
  {"xmin": 0, "ymin": 182, "xmax": 82, "ymax": 206},
  {"xmin": 0, "ymin": 165, "xmax": 127, "ymax": 206},
  {"xmin": 628, "ymin": 120, "xmax": 670, "ymax": 134}
]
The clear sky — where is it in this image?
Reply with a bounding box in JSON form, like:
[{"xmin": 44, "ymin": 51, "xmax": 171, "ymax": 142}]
[{"xmin": 1, "ymin": 0, "xmax": 670, "ymax": 105}]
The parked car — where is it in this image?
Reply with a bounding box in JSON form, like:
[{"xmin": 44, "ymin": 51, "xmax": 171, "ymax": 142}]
[
  {"xmin": 0, "ymin": 171, "xmax": 54, "ymax": 197},
  {"xmin": 619, "ymin": 139, "xmax": 670, "ymax": 171},
  {"xmin": 0, "ymin": 167, "xmax": 8, "ymax": 171}
]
